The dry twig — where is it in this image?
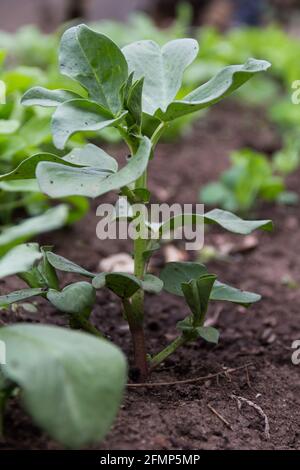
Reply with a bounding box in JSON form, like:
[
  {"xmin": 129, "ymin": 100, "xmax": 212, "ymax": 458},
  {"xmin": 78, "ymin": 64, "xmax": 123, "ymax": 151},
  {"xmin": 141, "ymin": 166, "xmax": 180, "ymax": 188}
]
[
  {"xmin": 231, "ymin": 394, "xmax": 270, "ymax": 440},
  {"xmin": 127, "ymin": 363, "xmax": 253, "ymax": 388},
  {"xmin": 207, "ymin": 403, "xmax": 232, "ymax": 429}
]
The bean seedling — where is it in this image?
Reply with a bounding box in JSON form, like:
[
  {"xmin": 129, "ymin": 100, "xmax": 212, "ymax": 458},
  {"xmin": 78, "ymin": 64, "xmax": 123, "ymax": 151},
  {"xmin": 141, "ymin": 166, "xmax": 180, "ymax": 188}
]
[{"xmin": 0, "ymin": 25, "xmax": 272, "ymax": 447}]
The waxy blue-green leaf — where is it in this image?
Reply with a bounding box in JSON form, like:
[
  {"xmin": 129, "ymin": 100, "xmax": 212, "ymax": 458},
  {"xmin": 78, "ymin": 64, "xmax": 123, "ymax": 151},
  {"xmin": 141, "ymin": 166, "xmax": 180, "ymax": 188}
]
[
  {"xmin": 0, "ymin": 324, "xmax": 126, "ymax": 448},
  {"xmin": 0, "ymin": 205, "xmax": 69, "ymax": 255},
  {"xmin": 0, "ymin": 153, "xmax": 82, "ymax": 182},
  {"xmin": 156, "ymin": 210, "xmax": 272, "ymax": 238},
  {"xmin": 63, "ymin": 144, "xmax": 118, "ymax": 172},
  {"xmin": 47, "ymin": 282, "xmax": 96, "ymax": 315},
  {"xmin": 204, "ymin": 209, "xmax": 273, "ymax": 234},
  {"xmin": 196, "ymin": 326, "xmax": 220, "ymax": 344},
  {"xmin": 0, "ymin": 288, "xmax": 45, "ymax": 307},
  {"xmin": 155, "ymin": 59, "xmax": 271, "ymax": 121},
  {"xmin": 182, "ymin": 274, "xmax": 217, "ymax": 322},
  {"xmin": 93, "ymin": 272, "xmax": 140, "ymax": 298},
  {"xmin": 123, "ymin": 38, "xmax": 199, "ymax": 115},
  {"xmin": 126, "ymin": 77, "xmax": 144, "ymax": 127},
  {"xmin": 141, "ymin": 274, "xmax": 164, "ymax": 294},
  {"xmin": 46, "ymin": 252, "xmax": 95, "ymax": 278},
  {"xmin": 0, "ymin": 243, "xmax": 42, "ymax": 279},
  {"xmin": 52, "ymin": 99, "xmax": 127, "ymax": 149},
  {"xmin": 36, "ymin": 136, "xmax": 151, "ymax": 198},
  {"xmin": 21, "ymin": 87, "xmax": 81, "ymax": 107},
  {"xmin": 59, "ymin": 24, "xmax": 128, "ymax": 114},
  {"xmin": 160, "ymin": 262, "xmax": 261, "ymax": 306}
]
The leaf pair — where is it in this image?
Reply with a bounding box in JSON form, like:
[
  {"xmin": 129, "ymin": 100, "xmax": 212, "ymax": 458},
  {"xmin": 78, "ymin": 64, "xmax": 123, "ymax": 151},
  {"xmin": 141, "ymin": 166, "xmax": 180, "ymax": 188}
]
[{"xmin": 21, "ymin": 24, "xmax": 271, "ymax": 150}]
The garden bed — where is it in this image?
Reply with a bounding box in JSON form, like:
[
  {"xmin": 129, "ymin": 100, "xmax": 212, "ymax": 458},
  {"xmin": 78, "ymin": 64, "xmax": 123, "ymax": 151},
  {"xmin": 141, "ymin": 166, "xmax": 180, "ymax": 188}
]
[{"xmin": 1, "ymin": 101, "xmax": 299, "ymax": 450}]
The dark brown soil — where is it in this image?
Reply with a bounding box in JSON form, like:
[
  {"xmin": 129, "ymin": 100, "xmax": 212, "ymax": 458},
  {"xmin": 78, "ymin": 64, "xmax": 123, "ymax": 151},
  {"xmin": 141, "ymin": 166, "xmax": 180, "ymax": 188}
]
[{"xmin": 1, "ymin": 101, "xmax": 300, "ymax": 450}]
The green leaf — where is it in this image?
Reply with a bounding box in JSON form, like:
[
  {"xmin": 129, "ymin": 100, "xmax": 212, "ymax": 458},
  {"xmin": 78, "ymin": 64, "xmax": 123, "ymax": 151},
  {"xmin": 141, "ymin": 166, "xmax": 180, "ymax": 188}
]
[
  {"xmin": 0, "ymin": 324, "xmax": 126, "ymax": 447},
  {"xmin": 0, "ymin": 153, "xmax": 81, "ymax": 182},
  {"xmin": 195, "ymin": 326, "xmax": 219, "ymax": 344},
  {"xmin": 204, "ymin": 209, "xmax": 273, "ymax": 234},
  {"xmin": 160, "ymin": 262, "xmax": 208, "ymax": 296},
  {"xmin": 38, "ymin": 247, "xmax": 59, "ymax": 290},
  {"xmin": 141, "ymin": 274, "xmax": 164, "ymax": 294},
  {"xmin": 52, "ymin": 99, "xmax": 127, "ymax": 149},
  {"xmin": 160, "ymin": 262, "xmax": 261, "ymax": 306},
  {"xmin": 47, "ymin": 282, "xmax": 96, "ymax": 315},
  {"xmin": 46, "ymin": 252, "xmax": 95, "ymax": 278},
  {"xmin": 0, "ymin": 206, "xmax": 69, "ymax": 255},
  {"xmin": 0, "ymin": 288, "xmax": 45, "ymax": 307},
  {"xmin": 210, "ymin": 281, "xmax": 261, "ymax": 306},
  {"xmin": 36, "ymin": 136, "xmax": 151, "ymax": 198},
  {"xmin": 59, "ymin": 24, "xmax": 128, "ymax": 114},
  {"xmin": 0, "ymin": 244, "xmax": 42, "ymax": 279},
  {"xmin": 94, "ymin": 273, "xmax": 141, "ymax": 298},
  {"xmin": 63, "ymin": 144, "xmax": 118, "ymax": 172},
  {"xmin": 21, "ymin": 87, "xmax": 81, "ymax": 107},
  {"xmin": 123, "ymin": 39, "xmax": 199, "ymax": 115},
  {"xmin": 126, "ymin": 77, "xmax": 144, "ymax": 127},
  {"xmin": 182, "ymin": 274, "xmax": 217, "ymax": 322},
  {"xmin": 155, "ymin": 59, "xmax": 271, "ymax": 121}
]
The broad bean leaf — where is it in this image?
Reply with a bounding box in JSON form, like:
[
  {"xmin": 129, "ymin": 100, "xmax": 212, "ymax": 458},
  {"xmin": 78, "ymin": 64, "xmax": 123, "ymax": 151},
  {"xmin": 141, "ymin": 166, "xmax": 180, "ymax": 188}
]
[
  {"xmin": 177, "ymin": 318, "xmax": 220, "ymax": 344},
  {"xmin": 204, "ymin": 209, "xmax": 273, "ymax": 234},
  {"xmin": 63, "ymin": 144, "xmax": 118, "ymax": 172},
  {"xmin": 123, "ymin": 39, "xmax": 199, "ymax": 115},
  {"xmin": 47, "ymin": 282, "xmax": 96, "ymax": 315},
  {"xmin": 38, "ymin": 247, "xmax": 59, "ymax": 290},
  {"xmin": 93, "ymin": 272, "xmax": 141, "ymax": 298},
  {"xmin": 21, "ymin": 87, "xmax": 81, "ymax": 107},
  {"xmin": 46, "ymin": 252, "xmax": 95, "ymax": 278},
  {"xmin": 156, "ymin": 210, "xmax": 272, "ymax": 238},
  {"xmin": 52, "ymin": 99, "xmax": 127, "ymax": 149},
  {"xmin": 0, "ymin": 153, "xmax": 82, "ymax": 181},
  {"xmin": 160, "ymin": 262, "xmax": 261, "ymax": 306},
  {"xmin": 196, "ymin": 326, "xmax": 220, "ymax": 344},
  {"xmin": 0, "ymin": 288, "xmax": 45, "ymax": 307},
  {"xmin": 181, "ymin": 274, "xmax": 217, "ymax": 323},
  {"xmin": 0, "ymin": 324, "xmax": 126, "ymax": 447},
  {"xmin": 141, "ymin": 274, "xmax": 164, "ymax": 294},
  {"xmin": 36, "ymin": 136, "xmax": 151, "ymax": 198},
  {"xmin": 155, "ymin": 59, "xmax": 271, "ymax": 121},
  {"xmin": 59, "ymin": 24, "xmax": 128, "ymax": 114},
  {"xmin": 0, "ymin": 244, "xmax": 42, "ymax": 279}
]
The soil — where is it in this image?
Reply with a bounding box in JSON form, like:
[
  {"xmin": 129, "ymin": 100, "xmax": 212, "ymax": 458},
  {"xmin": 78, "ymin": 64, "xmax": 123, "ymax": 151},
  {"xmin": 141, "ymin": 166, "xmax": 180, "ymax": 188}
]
[{"xmin": 0, "ymin": 101, "xmax": 300, "ymax": 450}]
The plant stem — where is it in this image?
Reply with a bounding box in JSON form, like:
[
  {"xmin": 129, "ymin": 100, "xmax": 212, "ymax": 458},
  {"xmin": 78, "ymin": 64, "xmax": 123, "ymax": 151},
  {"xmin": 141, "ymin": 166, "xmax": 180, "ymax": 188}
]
[
  {"xmin": 122, "ymin": 299, "xmax": 148, "ymax": 380},
  {"xmin": 70, "ymin": 315, "xmax": 104, "ymax": 339},
  {"xmin": 150, "ymin": 335, "xmax": 187, "ymax": 370}
]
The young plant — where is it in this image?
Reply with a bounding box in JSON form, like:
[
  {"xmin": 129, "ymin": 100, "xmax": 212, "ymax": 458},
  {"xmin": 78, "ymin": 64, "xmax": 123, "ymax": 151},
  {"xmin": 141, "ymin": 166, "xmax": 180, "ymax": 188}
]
[
  {"xmin": 201, "ymin": 147, "xmax": 299, "ymax": 213},
  {"xmin": 0, "ymin": 25, "xmax": 273, "ymax": 446}
]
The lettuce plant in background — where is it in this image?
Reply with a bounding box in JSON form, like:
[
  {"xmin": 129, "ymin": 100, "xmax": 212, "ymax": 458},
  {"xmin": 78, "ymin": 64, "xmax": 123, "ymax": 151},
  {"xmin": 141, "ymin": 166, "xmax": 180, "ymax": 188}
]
[{"xmin": 0, "ymin": 25, "xmax": 273, "ymax": 447}]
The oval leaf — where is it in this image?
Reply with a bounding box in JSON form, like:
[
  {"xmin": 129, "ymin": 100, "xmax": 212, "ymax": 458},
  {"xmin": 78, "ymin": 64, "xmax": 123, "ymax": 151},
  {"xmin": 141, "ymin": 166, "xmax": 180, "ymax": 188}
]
[
  {"xmin": 59, "ymin": 24, "xmax": 128, "ymax": 114},
  {"xmin": 36, "ymin": 136, "xmax": 151, "ymax": 198},
  {"xmin": 160, "ymin": 262, "xmax": 208, "ymax": 296},
  {"xmin": 46, "ymin": 252, "xmax": 95, "ymax": 278},
  {"xmin": 47, "ymin": 282, "xmax": 96, "ymax": 315},
  {"xmin": 156, "ymin": 59, "xmax": 271, "ymax": 121},
  {"xmin": 0, "ymin": 288, "xmax": 45, "ymax": 307},
  {"xmin": 123, "ymin": 39, "xmax": 199, "ymax": 115},
  {"xmin": 204, "ymin": 209, "xmax": 273, "ymax": 234},
  {"xmin": 63, "ymin": 144, "xmax": 118, "ymax": 172},
  {"xmin": 52, "ymin": 99, "xmax": 127, "ymax": 149},
  {"xmin": 0, "ymin": 324, "xmax": 126, "ymax": 447},
  {"xmin": 21, "ymin": 87, "xmax": 81, "ymax": 107}
]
